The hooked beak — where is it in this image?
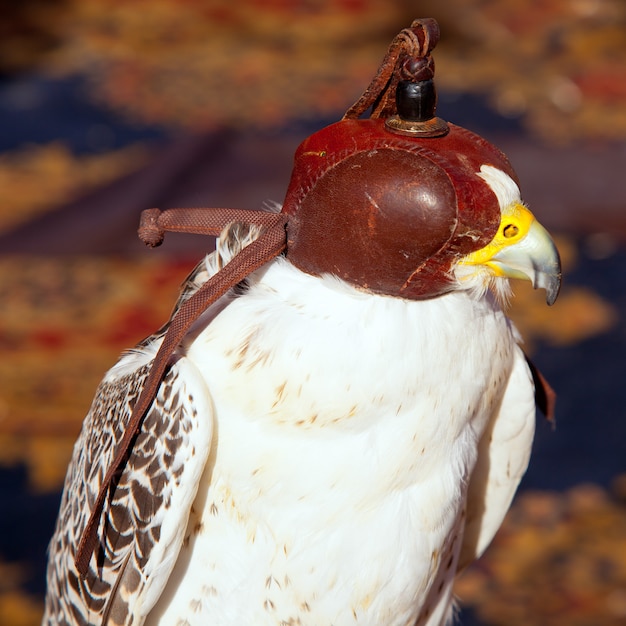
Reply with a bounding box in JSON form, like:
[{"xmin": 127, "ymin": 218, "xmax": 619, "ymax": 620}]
[
  {"xmin": 489, "ymin": 219, "xmax": 561, "ymax": 305},
  {"xmin": 459, "ymin": 204, "xmax": 562, "ymax": 305}
]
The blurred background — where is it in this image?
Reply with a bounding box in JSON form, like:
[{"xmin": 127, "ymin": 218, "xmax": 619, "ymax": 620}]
[{"xmin": 0, "ymin": 1, "xmax": 625, "ymax": 624}]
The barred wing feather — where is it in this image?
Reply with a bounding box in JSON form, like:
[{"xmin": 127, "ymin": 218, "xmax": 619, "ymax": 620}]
[{"xmin": 43, "ymin": 349, "xmax": 214, "ymax": 626}]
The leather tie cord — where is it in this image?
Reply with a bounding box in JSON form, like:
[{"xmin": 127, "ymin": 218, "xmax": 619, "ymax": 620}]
[
  {"xmin": 75, "ymin": 208, "xmax": 289, "ymax": 577},
  {"xmin": 342, "ymin": 17, "xmax": 439, "ymax": 120}
]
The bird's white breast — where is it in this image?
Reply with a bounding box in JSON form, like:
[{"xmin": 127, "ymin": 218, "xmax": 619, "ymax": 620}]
[{"xmin": 145, "ymin": 259, "xmax": 517, "ymax": 626}]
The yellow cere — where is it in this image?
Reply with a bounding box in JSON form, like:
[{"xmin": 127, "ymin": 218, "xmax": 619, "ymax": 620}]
[{"xmin": 460, "ymin": 202, "xmax": 536, "ymax": 274}]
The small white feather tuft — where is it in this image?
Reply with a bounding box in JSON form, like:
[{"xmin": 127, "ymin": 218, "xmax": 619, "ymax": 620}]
[
  {"xmin": 478, "ymin": 165, "xmax": 521, "ymax": 209},
  {"xmin": 453, "ymin": 264, "xmax": 513, "ymax": 309},
  {"xmin": 261, "ymin": 200, "xmax": 283, "ymax": 213}
]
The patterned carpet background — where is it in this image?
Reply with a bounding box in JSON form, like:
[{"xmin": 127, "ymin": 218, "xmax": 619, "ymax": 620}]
[{"xmin": 1, "ymin": 1, "xmax": 625, "ymax": 624}]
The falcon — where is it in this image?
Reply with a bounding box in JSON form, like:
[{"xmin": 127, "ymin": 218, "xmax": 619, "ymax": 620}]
[{"xmin": 42, "ymin": 19, "xmax": 561, "ymax": 626}]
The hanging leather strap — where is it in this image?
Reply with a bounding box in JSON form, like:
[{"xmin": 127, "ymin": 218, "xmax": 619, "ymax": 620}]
[{"xmin": 75, "ymin": 208, "xmax": 288, "ymax": 576}]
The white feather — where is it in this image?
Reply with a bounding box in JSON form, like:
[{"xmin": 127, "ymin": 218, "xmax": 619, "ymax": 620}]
[
  {"xmin": 478, "ymin": 164, "xmax": 521, "ymax": 208},
  {"xmin": 143, "ymin": 257, "xmax": 530, "ymax": 626}
]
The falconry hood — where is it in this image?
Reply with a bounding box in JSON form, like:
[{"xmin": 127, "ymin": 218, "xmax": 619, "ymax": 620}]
[{"xmin": 281, "ymin": 18, "xmax": 518, "ymax": 300}]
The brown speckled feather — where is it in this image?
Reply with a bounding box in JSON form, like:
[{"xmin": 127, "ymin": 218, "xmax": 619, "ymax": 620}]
[{"xmin": 43, "ymin": 359, "xmax": 212, "ymax": 625}]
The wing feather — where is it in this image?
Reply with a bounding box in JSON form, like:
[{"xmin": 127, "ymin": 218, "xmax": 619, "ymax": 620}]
[
  {"xmin": 43, "ymin": 338, "xmax": 213, "ymax": 626},
  {"xmin": 459, "ymin": 344, "xmax": 536, "ymax": 570}
]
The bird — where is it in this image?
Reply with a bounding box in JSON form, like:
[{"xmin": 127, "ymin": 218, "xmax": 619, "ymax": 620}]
[{"xmin": 41, "ymin": 19, "xmax": 561, "ymax": 626}]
